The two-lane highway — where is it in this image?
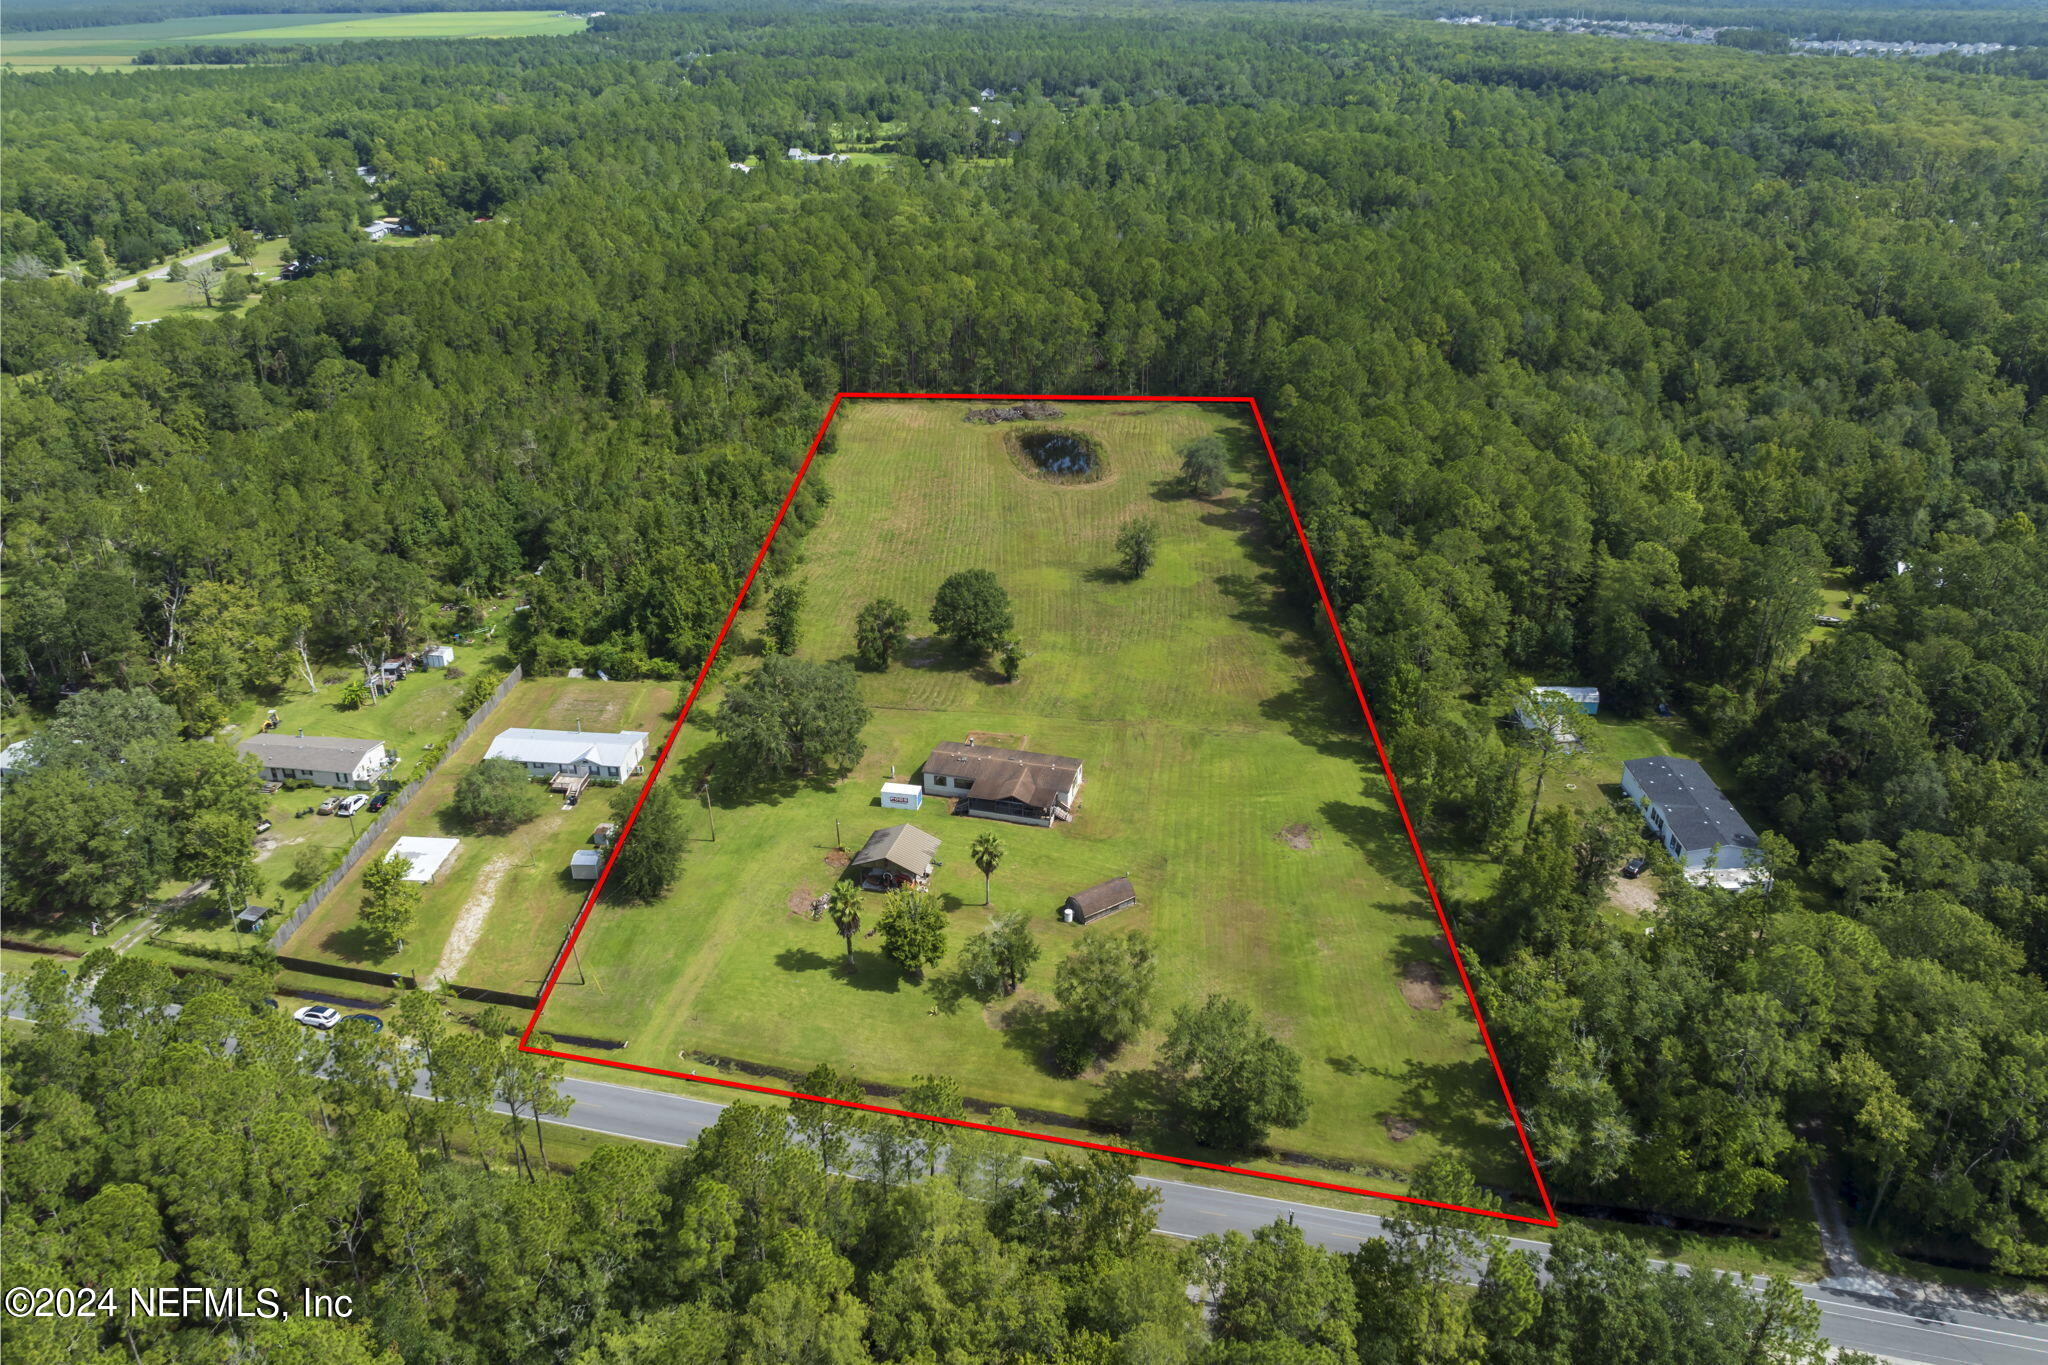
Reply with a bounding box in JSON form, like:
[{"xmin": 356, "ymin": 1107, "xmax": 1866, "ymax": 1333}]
[{"xmin": 557, "ymin": 1074, "xmax": 2048, "ymax": 1365}]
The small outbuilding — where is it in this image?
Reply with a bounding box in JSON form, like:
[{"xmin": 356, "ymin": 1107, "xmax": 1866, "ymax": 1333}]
[
  {"xmin": 235, "ymin": 905, "xmax": 272, "ymax": 933},
  {"xmin": 849, "ymin": 823, "xmax": 940, "ymax": 889},
  {"xmin": 421, "ymin": 645, "xmax": 455, "ymax": 668},
  {"xmin": 880, "ymin": 781, "xmax": 924, "ymax": 810},
  {"xmin": 570, "ymin": 848, "xmax": 604, "ymax": 881},
  {"xmin": 389, "ymin": 836, "xmax": 460, "ymax": 884},
  {"xmin": 1059, "ymin": 877, "xmax": 1138, "ymax": 925}
]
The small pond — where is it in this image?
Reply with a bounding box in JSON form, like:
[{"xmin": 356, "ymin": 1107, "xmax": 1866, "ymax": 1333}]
[{"xmin": 1018, "ymin": 431, "xmax": 1099, "ymax": 478}]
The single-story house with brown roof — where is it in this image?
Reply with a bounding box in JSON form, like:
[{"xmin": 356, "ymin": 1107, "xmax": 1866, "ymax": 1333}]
[
  {"xmin": 921, "ymin": 741, "xmax": 1083, "ymax": 827},
  {"xmin": 849, "ymin": 824, "xmax": 941, "ymax": 889},
  {"xmin": 1060, "ymin": 877, "xmax": 1137, "ymax": 925}
]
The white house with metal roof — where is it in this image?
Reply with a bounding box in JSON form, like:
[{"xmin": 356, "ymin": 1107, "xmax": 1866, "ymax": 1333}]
[
  {"xmin": 237, "ymin": 733, "xmax": 390, "ymax": 787},
  {"xmin": 485, "ymin": 727, "xmax": 647, "ymax": 780}
]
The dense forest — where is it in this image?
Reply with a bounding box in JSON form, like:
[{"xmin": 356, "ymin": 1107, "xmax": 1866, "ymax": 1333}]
[{"xmin": 2, "ymin": 0, "xmax": 2043, "ymax": 1301}]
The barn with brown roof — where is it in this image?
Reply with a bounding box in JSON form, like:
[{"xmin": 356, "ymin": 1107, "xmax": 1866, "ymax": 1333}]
[
  {"xmin": 920, "ymin": 740, "xmax": 1084, "ymax": 826},
  {"xmin": 1059, "ymin": 877, "xmax": 1137, "ymax": 924}
]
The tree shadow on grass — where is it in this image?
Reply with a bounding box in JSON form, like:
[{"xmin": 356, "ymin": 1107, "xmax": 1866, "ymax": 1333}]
[
  {"xmin": 1318, "ymin": 797, "xmax": 1435, "ymax": 896},
  {"xmin": 677, "ymin": 740, "xmax": 847, "ymax": 812},
  {"xmin": 990, "ymin": 995, "xmax": 1060, "ymax": 1074},
  {"xmin": 1083, "ymin": 1061, "xmax": 1175, "ymax": 1140},
  {"xmin": 1258, "ymin": 675, "xmax": 1376, "ymax": 760},
  {"xmin": 317, "ymin": 924, "xmax": 396, "ymax": 968},
  {"xmin": 1387, "ymin": 1055, "xmax": 1525, "ymax": 1181},
  {"xmin": 774, "ymin": 945, "xmax": 903, "ymax": 993}
]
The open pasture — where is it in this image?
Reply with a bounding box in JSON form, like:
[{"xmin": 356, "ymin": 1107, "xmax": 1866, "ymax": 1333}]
[{"xmin": 535, "ymin": 398, "xmax": 1522, "ymax": 1182}]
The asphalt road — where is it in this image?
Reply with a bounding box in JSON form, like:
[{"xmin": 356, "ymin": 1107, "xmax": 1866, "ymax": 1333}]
[
  {"xmin": 556, "ymin": 1075, "xmax": 2048, "ymax": 1365},
  {"xmin": 9, "ymin": 993, "xmax": 2041, "ymax": 1363}
]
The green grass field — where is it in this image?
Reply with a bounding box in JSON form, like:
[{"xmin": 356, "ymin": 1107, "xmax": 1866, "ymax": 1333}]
[
  {"xmin": 0, "ymin": 11, "xmax": 585, "ymax": 68},
  {"xmin": 285, "ymin": 676, "xmax": 670, "ymax": 995},
  {"xmin": 534, "ymin": 398, "xmax": 1521, "ymax": 1184}
]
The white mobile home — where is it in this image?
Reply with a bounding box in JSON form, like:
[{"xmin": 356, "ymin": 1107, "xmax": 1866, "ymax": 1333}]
[
  {"xmin": 237, "ymin": 733, "xmax": 390, "ymax": 788},
  {"xmin": 485, "ymin": 727, "xmax": 648, "ymax": 780}
]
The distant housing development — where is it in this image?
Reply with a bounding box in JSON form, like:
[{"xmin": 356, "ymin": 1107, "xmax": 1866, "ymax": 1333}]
[
  {"xmin": 237, "ymin": 733, "xmax": 390, "ymax": 787},
  {"xmin": 485, "ymin": 727, "xmax": 648, "ymax": 780},
  {"xmin": 921, "ymin": 741, "xmax": 1084, "ymax": 826},
  {"xmin": 1621, "ymin": 756, "xmax": 1763, "ymax": 880}
]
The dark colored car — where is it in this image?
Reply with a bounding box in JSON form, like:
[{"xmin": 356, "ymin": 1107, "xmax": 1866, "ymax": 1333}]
[
  {"xmin": 340, "ymin": 1013, "xmax": 384, "ymax": 1032},
  {"xmin": 1622, "ymin": 856, "xmax": 1649, "ymax": 879},
  {"xmin": 367, "ymin": 792, "xmax": 390, "ymax": 813}
]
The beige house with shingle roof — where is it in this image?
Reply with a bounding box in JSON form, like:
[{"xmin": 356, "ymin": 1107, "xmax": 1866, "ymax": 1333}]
[{"xmin": 920, "ymin": 741, "xmax": 1083, "ymax": 827}]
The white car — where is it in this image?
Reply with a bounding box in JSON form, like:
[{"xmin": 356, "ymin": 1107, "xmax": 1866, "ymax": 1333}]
[
  {"xmin": 334, "ymin": 794, "xmax": 371, "ymax": 816},
  {"xmin": 292, "ymin": 1005, "xmax": 341, "ymax": 1030}
]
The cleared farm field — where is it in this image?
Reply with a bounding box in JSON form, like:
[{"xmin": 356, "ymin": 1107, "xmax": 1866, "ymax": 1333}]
[
  {"xmin": 536, "ymin": 398, "xmax": 1522, "ymax": 1184},
  {"xmin": 1, "ymin": 12, "xmax": 585, "ymax": 67}
]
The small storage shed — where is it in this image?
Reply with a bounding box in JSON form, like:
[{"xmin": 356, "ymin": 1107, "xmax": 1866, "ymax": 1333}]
[
  {"xmin": 570, "ymin": 848, "xmax": 604, "ymax": 881},
  {"xmin": 880, "ymin": 781, "xmax": 924, "ymax": 810},
  {"xmin": 235, "ymin": 905, "xmax": 272, "ymax": 933},
  {"xmin": 422, "ymin": 645, "xmax": 455, "ymax": 668},
  {"xmin": 1060, "ymin": 877, "xmax": 1138, "ymax": 925}
]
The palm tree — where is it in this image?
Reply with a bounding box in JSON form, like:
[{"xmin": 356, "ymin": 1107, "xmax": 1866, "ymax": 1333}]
[
  {"xmin": 970, "ymin": 831, "xmax": 1006, "ymax": 907},
  {"xmin": 825, "ymin": 883, "xmax": 861, "ymax": 970}
]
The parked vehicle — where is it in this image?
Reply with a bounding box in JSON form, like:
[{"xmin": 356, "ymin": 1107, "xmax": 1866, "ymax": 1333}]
[
  {"xmin": 292, "ymin": 1004, "xmax": 341, "ymax": 1029},
  {"xmin": 254, "ymin": 819, "xmax": 273, "ymax": 835},
  {"xmin": 340, "ymin": 1013, "xmax": 384, "ymax": 1032},
  {"xmin": 317, "ymin": 796, "xmax": 341, "ymax": 815},
  {"xmin": 367, "ymin": 792, "xmax": 390, "ymax": 813},
  {"xmin": 1622, "ymin": 856, "xmax": 1649, "ymax": 879},
  {"xmin": 334, "ymin": 794, "xmax": 370, "ymax": 816}
]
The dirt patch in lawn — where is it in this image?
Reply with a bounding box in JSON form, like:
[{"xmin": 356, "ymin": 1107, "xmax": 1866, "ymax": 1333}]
[
  {"xmin": 427, "ymin": 853, "xmax": 514, "ymax": 987},
  {"xmin": 967, "ymin": 731, "xmax": 1028, "ymax": 749},
  {"xmin": 1276, "ymin": 823, "xmax": 1315, "ymax": 851},
  {"xmin": 787, "ymin": 884, "xmax": 818, "ymax": 914},
  {"xmin": 1382, "ymin": 1115, "xmax": 1419, "ymax": 1142},
  {"xmin": 1399, "ymin": 960, "xmax": 1447, "ymax": 1011},
  {"xmin": 1608, "ymin": 874, "xmax": 1660, "ymax": 916},
  {"xmin": 823, "ymin": 848, "xmax": 851, "ymax": 870},
  {"xmin": 900, "ymin": 636, "xmax": 947, "ymax": 669}
]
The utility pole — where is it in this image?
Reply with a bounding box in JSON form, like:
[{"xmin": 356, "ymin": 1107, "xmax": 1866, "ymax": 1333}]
[{"xmin": 698, "ymin": 776, "xmax": 715, "ymax": 841}]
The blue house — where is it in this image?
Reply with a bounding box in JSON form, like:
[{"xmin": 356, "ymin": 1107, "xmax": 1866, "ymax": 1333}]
[
  {"xmin": 1515, "ymin": 686, "xmax": 1601, "ymax": 744},
  {"xmin": 1620, "ymin": 757, "xmax": 1762, "ymax": 874}
]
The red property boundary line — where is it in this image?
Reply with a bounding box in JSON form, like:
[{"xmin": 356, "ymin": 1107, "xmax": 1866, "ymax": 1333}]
[{"xmin": 520, "ymin": 391, "xmax": 1559, "ymax": 1229}]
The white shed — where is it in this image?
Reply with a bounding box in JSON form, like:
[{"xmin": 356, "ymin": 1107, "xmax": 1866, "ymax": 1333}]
[
  {"xmin": 422, "ymin": 645, "xmax": 455, "ymax": 668},
  {"xmin": 390, "ymin": 836, "xmax": 460, "ymax": 884},
  {"xmin": 570, "ymin": 848, "xmax": 604, "ymax": 881},
  {"xmin": 880, "ymin": 781, "xmax": 924, "ymax": 810}
]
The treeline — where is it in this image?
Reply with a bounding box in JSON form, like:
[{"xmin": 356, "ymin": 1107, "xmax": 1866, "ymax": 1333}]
[
  {"xmin": 132, "ymin": 41, "xmax": 317, "ymax": 64},
  {"xmin": 2, "ymin": 0, "xmax": 2044, "ymax": 1267},
  {"xmin": 1, "ymin": 954, "xmax": 1861, "ymax": 1364}
]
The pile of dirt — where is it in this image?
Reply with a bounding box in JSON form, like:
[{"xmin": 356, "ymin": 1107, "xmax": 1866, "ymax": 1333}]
[
  {"xmin": 1277, "ymin": 823, "xmax": 1315, "ymax": 851},
  {"xmin": 1382, "ymin": 1116, "xmax": 1419, "ymax": 1143},
  {"xmin": 823, "ymin": 848, "xmax": 851, "ymax": 869},
  {"xmin": 787, "ymin": 884, "xmax": 817, "ymax": 913},
  {"xmin": 965, "ymin": 401, "xmax": 1062, "ymax": 424},
  {"xmin": 1399, "ymin": 960, "xmax": 1448, "ymax": 1011}
]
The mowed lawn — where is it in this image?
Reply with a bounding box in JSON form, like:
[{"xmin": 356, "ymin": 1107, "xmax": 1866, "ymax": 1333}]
[
  {"xmin": 1, "ymin": 12, "xmax": 585, "ymax": 67},
  {"xmin": 538, "ymin": 398, "xmax": 1519, "ymax": 1181},
  {"xmin": 285, "ymin": 676, "xmax": 669, "ymax": 994}
]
